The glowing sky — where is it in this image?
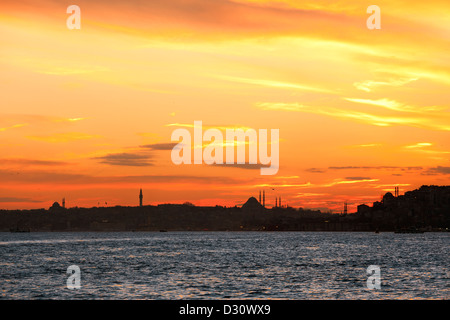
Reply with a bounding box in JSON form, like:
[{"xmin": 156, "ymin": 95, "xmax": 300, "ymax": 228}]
[{"xmin": 1, "ymin": 0, "xmax": 449, "ymax": 212}]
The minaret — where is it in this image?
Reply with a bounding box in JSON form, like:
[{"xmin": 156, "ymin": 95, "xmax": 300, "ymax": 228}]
[
  {"xmin": 263, "ymin": 190, "xmax": 265, "ymax": 208},
  {"xmin": 139, "ymin": 189, "xmax": 143, "ymax": 207},
  {"xmin": 275, "ymin": 197, "xmax": 278, "ymax": 208},
  {"xmin": 259, "ymin": 191, "xmax": 261, "ymax": 204},
  {"xmin": 279, "ymin": 197, "xmax": 281, "ymax": 208},
  {"xmin": 343, "ymin": 201, "xmax": 348, "ymax": 215}
]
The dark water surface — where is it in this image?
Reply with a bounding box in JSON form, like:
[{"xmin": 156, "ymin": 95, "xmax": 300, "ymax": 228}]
[{"xmin": 0, "ymin": 231, "xmax": 448, "ymax": 299}]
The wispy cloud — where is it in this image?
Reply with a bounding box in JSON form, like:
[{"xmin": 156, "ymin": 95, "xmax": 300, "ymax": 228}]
[
  {"xmin": 253, "ymin": 182, "xmax": 312, "ymax": 188},
  {"xmin": 0, "ymin": 115, "xmax": 87, "ymax": 126},
  {"xmin": 255, "ymin": 102, "xmax": 450, "ymax": 131},
  {"xmin": 329, "ymin": 166, "xmax": 423, "ymax": 171},
  {"xmin": 0, "ymin": 168, "xmax": 241, "ymax": 185},
  {"xmin": 403, "ymin": 143, "xmax": 450, "ymax": 155},
  {"xmin": 35, "ymin": 65, "xmax": 109, "ymax": 76},
  {"xmin": 0, "ymin": 158, "xmax": 69, "ymax": 166},
  {"xmin": 370, "ymin": 183, "xmax": 411, "ymax": 189},
  {"xmin": 0, "ymin": 197, "xmax": 42, "ymax": 203},
  {"xmin": 256, "ymin": 102, "xmax": 411, "ymax": 126},
  {"xmin": 212, "ymin": 163, "xmax": 270, "ymax": 170},
  {"xmin": 353, "ymin": 78, "xmax": 418, "ymax": 92},
  {"xmin": 166, "ymin": 123, "xmax": 252, "ymax": 131},
  {"xmin": 216, "ymin": 75, "xmax": 337, "ymax": 94},
  {"xmin": 422, "ymin": 166, "xmax": 450, "ymax": 175},
  {"xmin": 305, "ymin": 168, "xmax": 327, "ymax": 173},
  {"xmin": 256, "ymin": 102, "xmax": 306, "ymax": 112},
  {"xmin": 93, "ymin": 153, "xmax": 154, "ymax": 167},
  {"xmin": 140, "ymin": 142, "xmax": 180, "ymax": 150},
  {"xmin": 322, "ymin": 178, "xmax": 379, "ymax": 187},
  {"xmin": 404, "ymin": 142, "xmax": 433, "ymax": 149},
  {"xmin": 27, "ymin": 132, "xmax": 101, "ymax": 143},
  {"xmin": 345, "ymin": 176, "xmax": 372, "ymax": 181},
  {"xmin": 293, "ymin": 193, "xmax": 329, "ymax": 198},
  {"xmin": 344, "ymin": 98, "xmax": 405, "ymax": 112},
  {"xmin": 53, "ymin": 117, "xmax": 88, "ymax": 123},
  {"xmin": 253, "ymin": 177, "xmax": 379, "ymax": 189},
  {"xmin": 344, "ymin": 98, "xmax": 446, "ymax": 113},
  {"xmin": 0, "ymin": 123, "xmax": 27, "ymax": 132},
  {"xmin": 275, "ymin": 175, "xmax": 299, "ymax": 179},
  {"xmin": 349, "ymin": 143, "xmax": 382, "ymax": 148}
]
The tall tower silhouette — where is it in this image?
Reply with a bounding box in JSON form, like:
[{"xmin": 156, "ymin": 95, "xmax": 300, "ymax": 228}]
[
  {"xmin": 139, "ymin": 189, "xmax": 143, "ymax": 207},
  {"xmin": 343, "ymin": 201, "xmax": 348, "ymax": 215},
  {"xmin": 275, "ymin": 197, "xmax": 278, "ymax": 208},
  {"xmin": 263, "ymin": 190, "xmax": 265, "ymax": 208},
  {"xmin": 259, "ymin": 190, "xmax": 261, "ymax": 204},
  {"xmin": 279, "ymin": 197, "xmax": 281, "ymax": 208},
  {"xmin": 62, "ymin": 198, "xmax": 65, "ymax": 209}
]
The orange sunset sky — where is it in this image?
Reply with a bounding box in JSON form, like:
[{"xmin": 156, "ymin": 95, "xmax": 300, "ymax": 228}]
[{"xmin": 0, "ymin": 0, "xmax": 449, "ymax": 212}]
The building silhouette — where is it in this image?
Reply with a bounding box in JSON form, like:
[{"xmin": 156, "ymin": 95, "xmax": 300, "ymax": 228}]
[
  {"xmin": 139, "ymin": 189, "xmax": 143, "ymax": 207},
  {"xmin": 357, "ymin": 185, "xmax": 450, "ymax": 231},
  {"xmin": 242, "ymin": 196, "xmax": 264, "ymax": 212}
]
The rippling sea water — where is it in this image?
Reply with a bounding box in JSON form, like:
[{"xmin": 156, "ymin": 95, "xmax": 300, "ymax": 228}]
[{"xmin": 0, "ymin": 232, "xmax": 448, "ymax": 299}]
